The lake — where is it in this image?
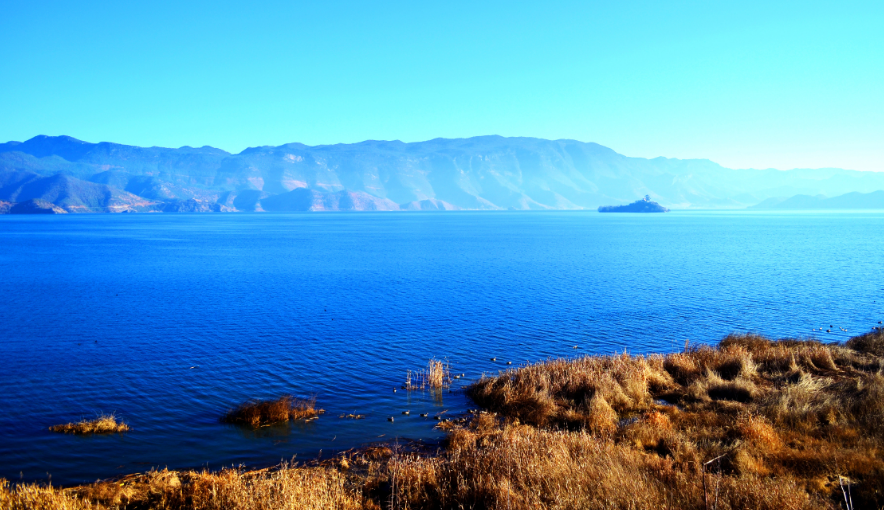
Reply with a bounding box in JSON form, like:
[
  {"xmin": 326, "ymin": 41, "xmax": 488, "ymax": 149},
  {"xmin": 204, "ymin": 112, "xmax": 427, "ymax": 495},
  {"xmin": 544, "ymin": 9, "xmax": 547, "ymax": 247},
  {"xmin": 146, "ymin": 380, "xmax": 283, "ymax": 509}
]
[{"xmin": 1, "ymin": 210, "xmax": 882, "ymax": 484}]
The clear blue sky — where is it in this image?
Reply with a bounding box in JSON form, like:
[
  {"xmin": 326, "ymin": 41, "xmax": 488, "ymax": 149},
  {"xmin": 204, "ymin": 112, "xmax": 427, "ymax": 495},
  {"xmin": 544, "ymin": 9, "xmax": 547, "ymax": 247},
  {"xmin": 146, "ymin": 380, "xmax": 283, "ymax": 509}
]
[{"xmin": 1, "ymin": 1, "xmax": 881, "ymax": 171}]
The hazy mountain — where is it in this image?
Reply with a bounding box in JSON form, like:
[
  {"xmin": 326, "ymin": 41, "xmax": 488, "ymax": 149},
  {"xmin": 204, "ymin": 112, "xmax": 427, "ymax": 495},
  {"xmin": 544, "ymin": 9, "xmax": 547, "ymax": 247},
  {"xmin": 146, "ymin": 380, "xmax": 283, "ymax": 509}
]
[
  {"xmin": 400, "ymin": 199, "xmax": 459, "ymax": 211},
  {"xmin": 0, "ymin": 170, "xmax": 157, "ymax": 212},
  {"xmin": 260, "ymin": 188, "xmax": 400, "ymax": 212},
  {"xmin": 749, "ymin": 190, "xmax": 884, "ymax": 210},
  {"xmin": 8, "ymin": 199, "xmax": 68, "ymax": 214},
  {"xmin": 2, "ymin": 135, "xmax": 884, "ymax": 212}
]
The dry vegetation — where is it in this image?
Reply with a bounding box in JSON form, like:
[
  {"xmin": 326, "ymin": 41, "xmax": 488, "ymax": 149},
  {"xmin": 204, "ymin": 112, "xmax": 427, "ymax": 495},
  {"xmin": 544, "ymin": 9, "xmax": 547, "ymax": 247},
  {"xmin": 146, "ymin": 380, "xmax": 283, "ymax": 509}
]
[
  {"xmin": 221, "ymin": 396, "xmax": 323, "ymax": 427},
  {"xmin": 405, "ymin": 359, "xmax": 451, "ymax": 390},
  {"xmin": 0, "ymin": 465, "xmax": 365, "ymax": 510},
  {"xmin": 460, "ymin": 331, "xmax": 884, "ymax": 509},
  {"xmin": 7, "ymin": 331, "xmax": 884, "ymax": 509},
  {"xmin": 49, "ymin": 414, "xmax": 130, "ymax": 435}
]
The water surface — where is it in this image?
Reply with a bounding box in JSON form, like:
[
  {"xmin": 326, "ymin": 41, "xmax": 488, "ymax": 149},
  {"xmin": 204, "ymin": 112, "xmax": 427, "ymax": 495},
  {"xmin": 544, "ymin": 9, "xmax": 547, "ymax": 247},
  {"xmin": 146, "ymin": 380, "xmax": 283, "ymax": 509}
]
[{"xmin": 1, "ymin": 211, "xmax": 882, "ymax": 483}]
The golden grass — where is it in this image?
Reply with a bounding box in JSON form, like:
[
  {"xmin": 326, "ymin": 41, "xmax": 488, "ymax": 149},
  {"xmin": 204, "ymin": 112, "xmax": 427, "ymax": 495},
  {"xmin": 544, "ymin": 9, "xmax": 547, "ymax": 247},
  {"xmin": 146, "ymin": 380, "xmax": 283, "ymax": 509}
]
[
  {"xmin": 1, "ymin": 465, "xmax": 366, "ymax": 510},
  {"xmin": 388, "ymin": 421, "xmax": 822, "ymax": 510},
  {"xmin": 49, "ymin": 414, "xmax": 130, "ymax": 435},
  {"xmin": 222, "ymin": 396, "xmax": 323, "ymax": 427},
  {"xmin": 465, "ymin": 334, "xmax": 884, "ymax": 508}
]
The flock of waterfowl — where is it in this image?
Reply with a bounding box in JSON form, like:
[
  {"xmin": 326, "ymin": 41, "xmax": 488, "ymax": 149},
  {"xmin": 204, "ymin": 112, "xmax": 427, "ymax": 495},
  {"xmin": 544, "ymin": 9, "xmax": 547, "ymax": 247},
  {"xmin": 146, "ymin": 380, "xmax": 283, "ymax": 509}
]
[{"xmin": 814, "ymin": 320, "xmax": 883, "ymax": 333}]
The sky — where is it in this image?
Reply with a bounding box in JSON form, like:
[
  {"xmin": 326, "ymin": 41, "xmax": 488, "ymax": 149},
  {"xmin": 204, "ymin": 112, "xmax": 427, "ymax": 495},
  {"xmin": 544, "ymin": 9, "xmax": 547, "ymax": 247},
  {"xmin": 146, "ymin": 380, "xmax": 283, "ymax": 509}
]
[{"xmin": 1, "ymin": 0, "xmax": 882, "ymax": 171}]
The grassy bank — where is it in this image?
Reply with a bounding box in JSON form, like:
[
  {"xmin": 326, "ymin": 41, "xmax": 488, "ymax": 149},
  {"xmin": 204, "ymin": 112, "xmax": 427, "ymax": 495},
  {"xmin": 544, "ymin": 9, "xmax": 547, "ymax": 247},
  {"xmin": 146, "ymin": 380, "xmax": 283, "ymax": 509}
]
[{"xmin": 3, "ymin": 331, "xmax": 884, "ymax": 509}]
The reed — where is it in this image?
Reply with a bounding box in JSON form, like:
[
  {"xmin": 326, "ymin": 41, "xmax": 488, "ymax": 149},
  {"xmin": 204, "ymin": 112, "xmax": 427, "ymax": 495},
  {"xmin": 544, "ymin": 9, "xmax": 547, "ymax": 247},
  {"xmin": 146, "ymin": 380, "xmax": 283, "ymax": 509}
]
[
  {"xmin": 49, "ymin": 414, "xmax": 130, "ymax": 435},
  {"xmin": 406, "ymin": 358, "xmax": 450, "ymax": 390},
  {"xmin": 222, "ymin": 396, "xmax": 323, "ymax": 427}
]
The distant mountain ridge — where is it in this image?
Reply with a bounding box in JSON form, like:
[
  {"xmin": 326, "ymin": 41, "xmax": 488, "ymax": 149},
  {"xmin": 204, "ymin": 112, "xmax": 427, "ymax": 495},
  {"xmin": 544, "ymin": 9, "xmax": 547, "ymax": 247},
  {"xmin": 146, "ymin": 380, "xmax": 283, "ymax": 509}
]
[
  {"xmin": 748, "ymin": 190, "xmax": 884, "ymax": 210},
  {"xmin": 2, "ymin": 134, "xmax": 884, "ymax": 213}
]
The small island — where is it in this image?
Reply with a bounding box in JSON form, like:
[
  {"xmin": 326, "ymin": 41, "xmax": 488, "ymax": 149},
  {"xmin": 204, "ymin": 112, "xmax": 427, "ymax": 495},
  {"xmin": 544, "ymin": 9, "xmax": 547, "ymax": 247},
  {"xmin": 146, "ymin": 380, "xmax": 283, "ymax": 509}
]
[{"xmin": 598, "ymin": 195, "xmax": 669, "ymax": 213}]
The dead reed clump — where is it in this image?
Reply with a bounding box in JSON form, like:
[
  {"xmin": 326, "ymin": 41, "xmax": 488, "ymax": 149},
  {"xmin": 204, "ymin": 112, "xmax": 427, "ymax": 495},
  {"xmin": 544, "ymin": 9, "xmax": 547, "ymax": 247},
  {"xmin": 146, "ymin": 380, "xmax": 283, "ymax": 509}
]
[
  {"xmin": 406, "ymin": 358, "xmax": 451, "ymax": 390},
  {"xmin": 222, "ymin": 396, "xmax": 323, "ymax": 427},
  {"xmin": 49, "ymin": 414, "xmax": 130, "ymax": 435}
]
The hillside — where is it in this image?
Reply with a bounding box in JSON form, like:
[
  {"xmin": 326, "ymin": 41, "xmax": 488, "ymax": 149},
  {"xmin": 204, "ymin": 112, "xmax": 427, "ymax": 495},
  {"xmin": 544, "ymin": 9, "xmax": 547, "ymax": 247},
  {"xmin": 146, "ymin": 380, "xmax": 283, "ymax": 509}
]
[
  {"xmin": 0, "ymin": 170, "xmax": 157, "ymax": 212},
  {"xmin": 749, "ymin": 190, "xmax": 884, "ymax": 210},
  {"xmin": 3, "ymin": 135, "xmax": 884, "ymax": 212}
]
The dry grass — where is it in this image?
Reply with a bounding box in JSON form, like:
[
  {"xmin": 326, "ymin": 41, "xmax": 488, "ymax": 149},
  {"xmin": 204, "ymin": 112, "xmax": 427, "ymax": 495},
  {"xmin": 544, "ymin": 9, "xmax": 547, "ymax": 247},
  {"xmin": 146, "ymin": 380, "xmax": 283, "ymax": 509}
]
[
  {"xmin": 406, "ymin": 359, "xmax": 451, "ymax": 390},
  {"xmin": 388, "ymin": 421, "xmax": 823, "ymax": 510},
  {"xmin": 465, "ymin": 333, "xmax": 884, "ymax": 508},
  {"xmin": 222, "ymin": 396, "xmax": 323, "ymax": 427},
  {"xmin": 846, "ymin": 329, "xmax": 884, "ymax": 357},
  {"xmin": 49, "ymin": 414, "xmax": 130, "ymax": 435},
  {"xmin": 1, "ymin": 465, "xmax": 366, "ymax": 510}
]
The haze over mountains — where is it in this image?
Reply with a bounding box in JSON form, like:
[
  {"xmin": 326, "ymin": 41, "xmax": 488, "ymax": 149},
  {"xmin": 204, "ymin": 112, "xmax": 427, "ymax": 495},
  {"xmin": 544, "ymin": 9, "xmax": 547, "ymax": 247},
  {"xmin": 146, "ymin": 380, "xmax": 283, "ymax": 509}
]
[{"xmin": 2, "ymin": 135, "xmax": 883, "ymax": 213}]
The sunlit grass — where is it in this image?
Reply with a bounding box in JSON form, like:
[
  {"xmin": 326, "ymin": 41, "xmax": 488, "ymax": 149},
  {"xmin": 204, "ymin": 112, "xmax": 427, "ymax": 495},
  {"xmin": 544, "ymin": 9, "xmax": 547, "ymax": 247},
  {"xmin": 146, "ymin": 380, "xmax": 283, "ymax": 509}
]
[
  {"xmin": 222, "ymin": 396, "xmax": 323, "ymax": 427},
  {"xmin": 49, "ymin": 414, "xmax": 130, "ymax": 435}
]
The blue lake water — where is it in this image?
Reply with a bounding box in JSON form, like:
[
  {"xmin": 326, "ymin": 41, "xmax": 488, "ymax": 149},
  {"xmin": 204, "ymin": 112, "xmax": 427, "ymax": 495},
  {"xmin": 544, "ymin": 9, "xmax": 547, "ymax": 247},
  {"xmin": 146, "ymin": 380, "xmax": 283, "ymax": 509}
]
[{"xmin": 1, "ymin": 211, "xmax": 882, "ymax": 484}]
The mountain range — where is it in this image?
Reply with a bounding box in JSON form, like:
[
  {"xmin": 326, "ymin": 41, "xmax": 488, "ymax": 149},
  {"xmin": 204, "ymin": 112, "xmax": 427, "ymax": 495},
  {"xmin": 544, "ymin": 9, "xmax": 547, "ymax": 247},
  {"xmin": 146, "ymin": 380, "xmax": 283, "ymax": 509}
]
[
  {"xmin": 1, "ymin": 135, "xmax": 883, "ymax": 213},
  {"xmin": 749, "ymin": 190, "xmax": 884, "ymax": 210}
]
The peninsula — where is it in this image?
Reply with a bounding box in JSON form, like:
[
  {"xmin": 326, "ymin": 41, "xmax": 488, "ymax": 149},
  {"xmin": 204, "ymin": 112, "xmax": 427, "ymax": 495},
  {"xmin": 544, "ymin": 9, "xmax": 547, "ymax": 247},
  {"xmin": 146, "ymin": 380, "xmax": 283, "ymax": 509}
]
[{"xmin": 598, "ymin": 195, "xmax": 669, "ymax": 212}]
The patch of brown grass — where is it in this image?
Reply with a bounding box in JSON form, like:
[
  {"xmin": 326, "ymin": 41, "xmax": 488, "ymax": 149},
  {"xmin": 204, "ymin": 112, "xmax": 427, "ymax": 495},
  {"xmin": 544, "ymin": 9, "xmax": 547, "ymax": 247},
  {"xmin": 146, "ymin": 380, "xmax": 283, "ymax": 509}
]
[
  {"xmin": 847, "ymin": 329, "xmax": 884, "ymax": 357},
  {"xmin": 222, "ymin": 396, "xmax": 323, "ymax": 427},
  {"xmin": 467, "ymin": 333, "xmax": 884, "ymax": 508},
  {"xmin": 0, "ymin": 479, "xmax": 99, "ymax": 509},
  {"xmin": 388, "ymin": 423, "xmax": 820, "ymax": 510},
  {"xmin": 49, "ymin": 414, "xmax": 130, "ymax": 435},
  {"xmin": 1, "ymin": 464, "xmax": 366, "ymax": 510}
]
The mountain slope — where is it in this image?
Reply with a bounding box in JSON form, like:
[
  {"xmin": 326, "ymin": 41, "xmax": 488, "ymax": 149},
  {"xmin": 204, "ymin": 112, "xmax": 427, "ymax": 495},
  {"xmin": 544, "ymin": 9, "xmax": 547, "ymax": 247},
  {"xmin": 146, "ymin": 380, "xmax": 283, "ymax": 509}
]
[
  {"xmin": 0, "ymin": 170, "xmax": 157, "ymax": 212},
  {"xmin": 260, "ymin": 188, "xmax": 400, "ymax": 211},
  {"xmin": 3, "ymin": 135, "xmax": 884, "ymax": 211}
]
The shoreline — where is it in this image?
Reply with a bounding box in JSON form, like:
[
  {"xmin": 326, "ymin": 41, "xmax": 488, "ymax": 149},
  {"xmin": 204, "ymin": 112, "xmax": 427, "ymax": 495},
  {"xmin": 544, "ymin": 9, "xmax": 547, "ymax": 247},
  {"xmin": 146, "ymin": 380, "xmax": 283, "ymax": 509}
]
[{"xmin": 4, "ymin": 329, "xmax": 884, "ymax": 509}]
